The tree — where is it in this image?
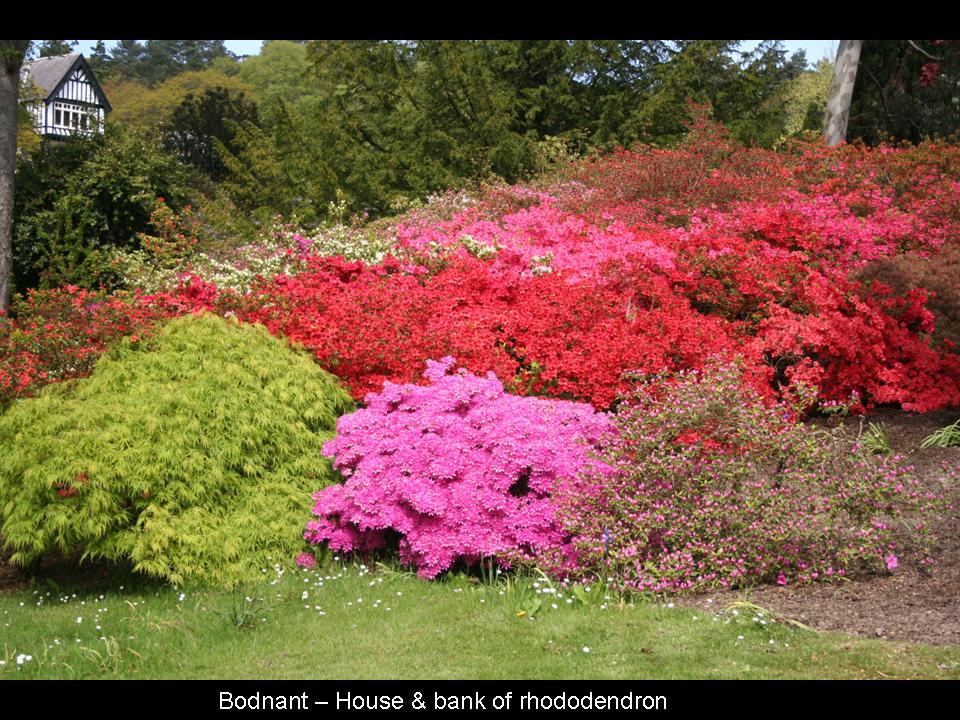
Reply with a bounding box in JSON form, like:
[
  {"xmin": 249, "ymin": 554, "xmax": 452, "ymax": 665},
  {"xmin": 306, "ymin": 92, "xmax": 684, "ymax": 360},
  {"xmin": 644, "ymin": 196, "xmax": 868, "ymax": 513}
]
[
  {"xmin": 105, "ymin": 68, "xmax": 255, "ymax": 132},
  {"xmin": 0, "ymin": 40, "xmax": 30, "ymax": 312},
  {"xmin": 237, "ymin": 40, "xmax": 317, "ymax": 127},
  {"xmin": 216, "ymin": 101, "xmax": 338, "ymax": 224},
  {"xmin": 847, "ymin": 40, "xmax": 960, "ymax": 144},
  {"xmin": 35, "ymin": 40, "xmax": 77, "ymax": 58},
  {"xmin": 779, "ymin": 58, "xmax": 833, "ymax": 138},
  {"xmin": 634, "ymin": 40, "xmax": 806, "ymax": 147},
  {"xmin": 13, "ymin": 125, "xmax": 191, "ymax": 290},
  {"xmin": 138, "ymin": 40, "xmax": 232, "ymax": 85},
  {"xmin": 94, "ymin": 40, "xmax": 235, "ymax": 85},
  {"xmin": 87, "ymin": 40, "xmax": 110, "ymax": 75},
  {"xmin": 823, "ymin": 40, "xmax": 863, "ymax": 146},
  {"xmin": 105, "ymin": 40, "xmax": 146, "ymax": 81},
  {"xmin": 162, "ymin": 86, "xmax": 259, "ymax": 180},
  {"xmin": 824, "ymin": 40, "xmax": 960, "ymax": 146}
]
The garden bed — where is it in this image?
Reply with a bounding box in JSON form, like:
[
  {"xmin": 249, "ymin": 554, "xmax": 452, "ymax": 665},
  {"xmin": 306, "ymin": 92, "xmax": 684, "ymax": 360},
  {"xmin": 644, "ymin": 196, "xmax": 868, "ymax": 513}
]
[{"xmin": 681, "ymin": 408, "xmax": 960, "ymax": 645}]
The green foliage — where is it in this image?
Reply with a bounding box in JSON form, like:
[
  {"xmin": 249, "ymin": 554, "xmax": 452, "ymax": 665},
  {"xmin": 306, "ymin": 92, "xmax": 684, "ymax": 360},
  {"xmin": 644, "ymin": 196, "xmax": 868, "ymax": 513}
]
[
  {"xmin": 16, "ymin": 103, "xmax": 41, "ymax": 155},
  {"xmin": 860, "ymin": 421, "xmax": 893, "ymax": 455},
  {"xmin": 163, "ymin": 86, "xmax": 259, "ymax": 180},
  {"xmin": 237, "ymin": 41, "xmax": 316, "ymax": 127},
  {"xmin": 93, "ymin": 40, "xmax": 235, "ymax": 86},
  {"xmin": 214, "ymin": 107, "xmax": 337, "ymax": 225},
  {"xmin": 779, "ymin": 58, "xmax": 833, "ymax": 139},
  {"xmin": 0, "ymin": 313, "xmax": 355, "ymax": 587},
  {"xmin": 848, "ymin": 40, "xmax": 960, "ymax": 144},
  {"xmin": 33, "ymin": 40, "xmax": 78, "ymax": 58},
  {"xmin": 921, "ymin": 419, "xmax": 960, "ymax": 449},
  {"xmin": 105, "ymin": 69, "xmax": 255, "ymax": 133},
  {"xmin": 86, "ymin": 40, "xmax": 110, "ymax": 76},
  {"xmin": 285, "ymin": 40, "xmax": 807, "ymax": 216},
  {"xmin": 633, "ymin": 41, "xmax": 808, "ymax": 147},
  {"xmin": 13, "ymin": 125, "xmax": 191, "ymax": 290}
]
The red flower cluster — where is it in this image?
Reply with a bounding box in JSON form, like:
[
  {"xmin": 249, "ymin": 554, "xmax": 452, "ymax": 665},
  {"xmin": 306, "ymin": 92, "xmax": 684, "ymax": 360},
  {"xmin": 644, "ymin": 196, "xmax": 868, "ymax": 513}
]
[{"xmin": 5, "ymin": 120, "xmax": 960, "ymax": 414}]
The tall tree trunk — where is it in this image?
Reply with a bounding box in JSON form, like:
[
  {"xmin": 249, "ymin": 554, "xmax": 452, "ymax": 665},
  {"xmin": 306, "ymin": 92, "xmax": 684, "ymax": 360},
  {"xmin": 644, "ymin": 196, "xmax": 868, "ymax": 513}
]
[
  {"xmin": 823, "ymin": 40, "xmax": 864, "ymax": 147},
  {"xmin": 0, "ymin": 41, "xmax": 30, "ymax": 313}
]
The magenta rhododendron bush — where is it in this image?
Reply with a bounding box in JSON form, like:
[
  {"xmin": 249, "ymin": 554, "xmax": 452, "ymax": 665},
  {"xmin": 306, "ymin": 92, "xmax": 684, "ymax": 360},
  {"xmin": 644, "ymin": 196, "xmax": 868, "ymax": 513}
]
[{"xmin": 306, "ymin": 357, "xmax": 612, "ymax": 578}]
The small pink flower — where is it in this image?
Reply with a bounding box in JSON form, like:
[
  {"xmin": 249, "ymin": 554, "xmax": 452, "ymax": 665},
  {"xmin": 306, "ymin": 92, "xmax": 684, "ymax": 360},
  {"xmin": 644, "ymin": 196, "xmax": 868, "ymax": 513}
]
[
  {"xmin": 885, "ymin": 554, "xmax": 899, "ymax": 571},
  {"xmin": 296, "ymin": 552, "xmax": 317, "ymax": 569},
  {"xmin": 776, "ymin": 572, "xmax": 787, "ymax": 586}
]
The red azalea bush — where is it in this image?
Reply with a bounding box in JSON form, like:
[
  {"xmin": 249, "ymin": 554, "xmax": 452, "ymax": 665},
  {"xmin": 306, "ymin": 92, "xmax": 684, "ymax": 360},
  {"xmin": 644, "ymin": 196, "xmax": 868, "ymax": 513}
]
[
  {"xmin": 553, "ymin": 361, "xmax": 946, "ymax": 593},
  {"xmin": 306, "ymin": 357, "xmax": 612, "ymax": 578},
  {"xmin": 0, "ymin": 286, "xmax": 168, "ymax": 405},
  {"xmin": 0, "ymin": 277, "xmax": 224, "ymax": 407},
  {"xmin": 7, "ymin": 117, "xmax": 960, "ymax": 415},
  {"xmin": 241, "ymin": 254, "xmax": 763, "ymax": 408},
  {"xmin": 241, "ymin": 244, "xmax": 959, "ymax": 412}
]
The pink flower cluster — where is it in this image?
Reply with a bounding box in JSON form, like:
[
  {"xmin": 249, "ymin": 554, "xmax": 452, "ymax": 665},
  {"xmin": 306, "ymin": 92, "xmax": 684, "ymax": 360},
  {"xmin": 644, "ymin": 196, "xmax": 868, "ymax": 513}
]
[
  {"xmin": 395, "ymin": 198, "xmax": 676, "ymax": 281},
  {"xmin": 306, "ymin": 357, "xmax": 612, "ymax": 578}
]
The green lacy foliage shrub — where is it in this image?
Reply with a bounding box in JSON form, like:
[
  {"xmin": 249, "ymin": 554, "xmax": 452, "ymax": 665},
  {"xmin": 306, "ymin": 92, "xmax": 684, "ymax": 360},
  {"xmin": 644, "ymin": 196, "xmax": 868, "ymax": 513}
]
[{"xmin": 0, "ymin": 313, "xmax": 354, "ymax": 586}]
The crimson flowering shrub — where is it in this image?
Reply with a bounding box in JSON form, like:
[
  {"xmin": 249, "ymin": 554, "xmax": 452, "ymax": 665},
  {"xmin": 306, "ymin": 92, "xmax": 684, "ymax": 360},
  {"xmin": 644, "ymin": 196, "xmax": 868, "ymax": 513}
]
[
  {"xmin": 241, "ymin": 255, "xmax": 757, "ymax": 408},
  {"xmin": 554, "ymin": 362, "xmax": 945, "ymax": 594},
  {"xmin": 752, "ymin": 273, "xmax": 960, "ymax": 412},
  {"xmin": 8, "ymin": 116, "xmax": 960, "ymax": 414},
  {"xmin": 306, "ymin": 357, "xmax": 612, "ymax": 578},
  {"xmin": 241, "ymin": 256, "xmax": 511, "ymax": 401},
  {"xmin": 0, "ymin": 286, "xmax": 172, "ymax": 406}
]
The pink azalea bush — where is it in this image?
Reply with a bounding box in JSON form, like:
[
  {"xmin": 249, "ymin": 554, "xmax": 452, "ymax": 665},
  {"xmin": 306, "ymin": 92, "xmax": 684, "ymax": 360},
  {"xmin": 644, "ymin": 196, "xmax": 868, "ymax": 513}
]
[
  {"xmin": 554, "ymin": 360, "xmax": 946, "ymax": 593},
  {"xmin": 395, "ymin": 197, "xmax": 676, "ymax": 281},
  {"xmin": 306, "ymin": 357, "xmax": 612, "ymax": 578}
]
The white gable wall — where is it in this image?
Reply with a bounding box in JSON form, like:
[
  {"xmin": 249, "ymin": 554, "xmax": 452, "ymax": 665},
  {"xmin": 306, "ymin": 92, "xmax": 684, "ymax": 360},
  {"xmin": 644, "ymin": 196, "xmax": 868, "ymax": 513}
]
[{"xmin": 30, "ymin": 66, "xmax": 106, "ymax": 137}]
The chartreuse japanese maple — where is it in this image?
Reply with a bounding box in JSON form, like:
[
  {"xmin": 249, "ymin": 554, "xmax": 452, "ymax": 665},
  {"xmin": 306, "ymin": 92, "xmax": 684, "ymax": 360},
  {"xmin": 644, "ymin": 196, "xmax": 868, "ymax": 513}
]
[{"xmin": 0, "ymin": 313, "xmax": 353, "ymax": 586}]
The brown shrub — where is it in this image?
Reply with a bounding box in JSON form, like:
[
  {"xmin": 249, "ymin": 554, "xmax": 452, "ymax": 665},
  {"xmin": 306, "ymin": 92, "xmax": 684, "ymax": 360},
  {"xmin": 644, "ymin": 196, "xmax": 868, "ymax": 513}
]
[{"xmin": 856, "ymin": 250, "xmax": 960, "ymax": 349}]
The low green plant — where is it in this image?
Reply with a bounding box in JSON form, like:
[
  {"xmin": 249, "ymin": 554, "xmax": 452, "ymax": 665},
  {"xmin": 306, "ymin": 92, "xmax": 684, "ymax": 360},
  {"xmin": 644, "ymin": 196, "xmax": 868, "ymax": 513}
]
[
  {"xmin": 921, "ymin": 418, "xmax": 960, "ymax": 449},
  {"xmin": 0, "ymin": 313, "xmax": 354, "ymax": 586},
  {"xmin": 220, "ymin": 586, "xmax": 270, "ymax": 630},
  {"xmin": 861, "ymin": 421, "xmax": 893, "ymax": 455}
]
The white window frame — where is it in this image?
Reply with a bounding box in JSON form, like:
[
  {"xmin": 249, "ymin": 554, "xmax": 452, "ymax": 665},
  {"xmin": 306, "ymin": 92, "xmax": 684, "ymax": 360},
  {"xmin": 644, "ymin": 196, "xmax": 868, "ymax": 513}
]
[{"xmin": 52, "ymin": 101, "xmax": 97, "ymax": 132}]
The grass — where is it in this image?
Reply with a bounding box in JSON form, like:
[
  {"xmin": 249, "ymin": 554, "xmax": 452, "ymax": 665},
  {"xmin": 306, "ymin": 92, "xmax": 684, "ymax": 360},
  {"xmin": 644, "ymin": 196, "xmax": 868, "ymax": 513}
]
[{"xmin": 1, "ymin": 559, "xmax": 959, "ymax": 680}]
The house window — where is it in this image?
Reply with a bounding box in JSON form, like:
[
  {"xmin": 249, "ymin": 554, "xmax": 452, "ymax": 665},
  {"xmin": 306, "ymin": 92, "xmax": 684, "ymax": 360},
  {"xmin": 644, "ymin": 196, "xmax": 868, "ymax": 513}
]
[{"xmin": 53, "ymin": 102, "xmax": 96, "ymax": 132}]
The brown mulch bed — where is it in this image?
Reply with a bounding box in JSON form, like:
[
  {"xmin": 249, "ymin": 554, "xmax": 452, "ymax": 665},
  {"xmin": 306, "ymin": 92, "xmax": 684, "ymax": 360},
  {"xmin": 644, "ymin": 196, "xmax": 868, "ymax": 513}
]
[
  {"xmin": 2, "ymin": 409, "xmax": 959, "ymax": 645},
  {"xmin": 680, "ymin": 408, "xmax": 960, "ymax": 646}
]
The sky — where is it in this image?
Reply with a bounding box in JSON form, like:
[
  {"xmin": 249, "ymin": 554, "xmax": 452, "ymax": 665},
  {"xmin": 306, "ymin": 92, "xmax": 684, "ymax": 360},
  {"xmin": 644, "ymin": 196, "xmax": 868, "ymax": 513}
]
[
  {"xmin": 756, "ymin": 40, "xmax": 838, "ymax": 63},
  {"xmin": 72, "ymin": 40, "xmax": 839, "ymax": 65}
]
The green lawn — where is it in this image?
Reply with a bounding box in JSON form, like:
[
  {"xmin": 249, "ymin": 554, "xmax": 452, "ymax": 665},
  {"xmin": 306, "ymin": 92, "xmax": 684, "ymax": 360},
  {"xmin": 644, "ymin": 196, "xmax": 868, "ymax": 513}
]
[{"xmin": 2, "ymin": 560, "xmax": 958, "ymax": 679}]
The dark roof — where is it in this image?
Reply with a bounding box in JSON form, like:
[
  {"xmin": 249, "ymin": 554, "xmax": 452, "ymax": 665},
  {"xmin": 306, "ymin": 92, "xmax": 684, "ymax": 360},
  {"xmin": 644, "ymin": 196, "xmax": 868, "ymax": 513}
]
[
  {"xmin": 22, "ymin": 53, "xmax": 81, "ymax": 96},
  {"xmin": 21, "ymin": 53, "xmax": 112, "ymax": 112}
]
